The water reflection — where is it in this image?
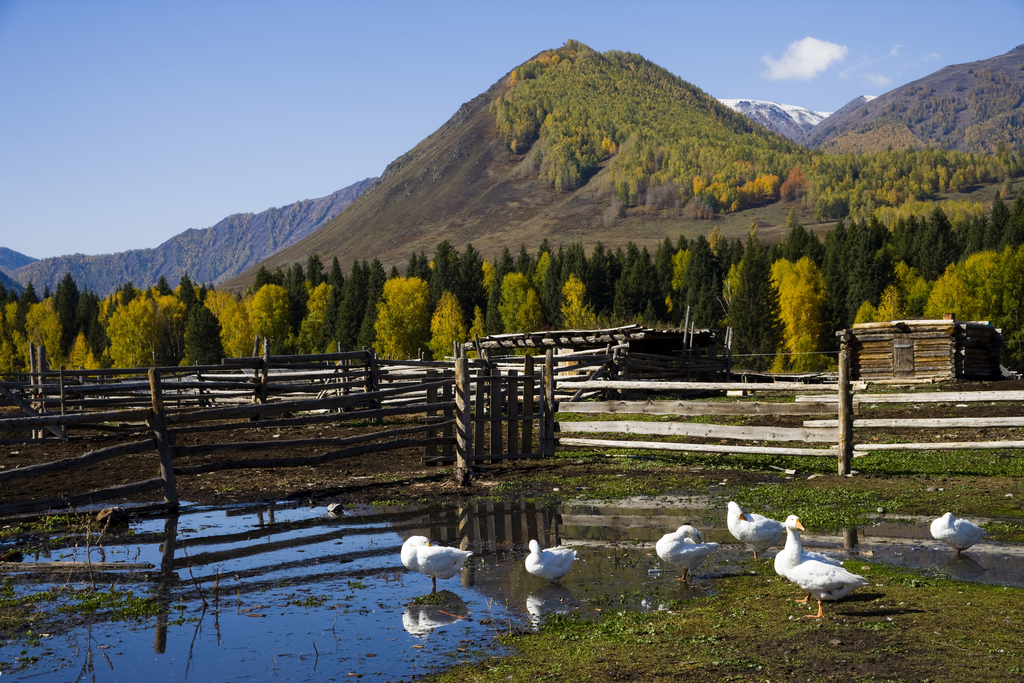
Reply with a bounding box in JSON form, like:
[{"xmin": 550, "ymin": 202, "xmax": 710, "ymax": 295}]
[
  {"xmin": 402, "ymin": 592, "xmax": 471, "ymax": 637},
  {"xmin": 2, "ymin": 497, "xmax": 1021, "ymax": 682},
  {"xmin": 526, "ymin": 584, "xmax": 576, "ymax": 625}
]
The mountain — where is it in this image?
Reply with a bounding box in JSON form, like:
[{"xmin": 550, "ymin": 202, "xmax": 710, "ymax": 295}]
[
  {"xmin": 10, "ymin": 179, "xmax": 373, "ymax": 295},
  {"xmin": 718, "ymin": 99, "xmax": 831, "ymax": 142},
  {"xmin": 0, "ymin": 246, "xmax": 36, "ymax": 274},
  {"xmin": 804, "ymin": 44, "xmax": 1024, "ymax": 153},
  {"xmin": 222, "ymin": 41, "xmax": 804, "ymax": 291}
]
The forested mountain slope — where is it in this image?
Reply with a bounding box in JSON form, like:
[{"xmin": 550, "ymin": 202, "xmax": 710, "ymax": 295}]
[{"xmin": 222, "ymin": 41, "xmax": 806, "ymax": 290}]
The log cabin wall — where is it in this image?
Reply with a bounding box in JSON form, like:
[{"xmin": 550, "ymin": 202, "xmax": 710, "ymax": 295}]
[{"xmin": 843, "ymin": 320, "xmax": 1003, "ymax": 381}]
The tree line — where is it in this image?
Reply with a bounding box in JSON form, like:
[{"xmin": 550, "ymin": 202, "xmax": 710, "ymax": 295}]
[{"xmin": 2, "ymin": 194, "xmax": 1023, "ymax": 375}]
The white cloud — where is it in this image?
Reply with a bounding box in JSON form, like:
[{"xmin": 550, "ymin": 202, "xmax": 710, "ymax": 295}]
[
  {"xmin": 762, "ymin": 37, "xmax": 849, "ymax": 81},
  {"xmin": 865, "ymin": 72, "xmax": 892, "ymax": 87},
  {"xmin": 889, "ymin": 44, "xmax": 905, "ymax": 58}
]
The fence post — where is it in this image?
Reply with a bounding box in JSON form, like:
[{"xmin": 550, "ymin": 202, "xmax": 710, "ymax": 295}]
[
  {"xmin": 442, "ymin": 369, "xmax": 454, "ymax": 463},
  {"xmin": 474, "ymin": 364, "xmax": 486, "ymax": 458},
  {"xmin": 454, "ymin": 357, "xmax": 472, "ymax": 486},
  {"xmin": 522, "ymin": 355, "xmax": 534, "ymax": 456},
  {"xmin": 148, "ymin": 368, "xmax": 179, "ymax": 506},
  {"xmin": 489, "ymin": 366, "xmax": 502, "ymax": 458},
  {"xmin": 837, "ymin": 347, "xmax": 853, "ymax": 476},
  {"xmin": 423, "ymin": 369, "xmax": 439, "ymax": 463},
  {"xmin": 368, "ymin": 349, "xmax": 383, "ymax": 423},
  {"xmin": 508, "ymin": 369, "xmax": 519, "ymax": 458},
  {"xmin": 544, "ymin": 348, "xmax": 555, "ymax": 457}
]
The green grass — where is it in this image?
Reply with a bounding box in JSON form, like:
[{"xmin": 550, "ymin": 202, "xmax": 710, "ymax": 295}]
[{"xmin": 426, "ymin": 560, "xmax": 1024, "ymax": 683}]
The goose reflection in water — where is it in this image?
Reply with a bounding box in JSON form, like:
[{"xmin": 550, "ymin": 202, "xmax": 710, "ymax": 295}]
[
  {"xmin": 526, "ymin": 584, "xmax": 576, "ymax": 626},
  {"xmin": 402, "ymin": 592, "xmax": 471, "ymax": 637},
  {"xmin": 942, "ymin": 553, "xmax": 988, "ymax": 582}
]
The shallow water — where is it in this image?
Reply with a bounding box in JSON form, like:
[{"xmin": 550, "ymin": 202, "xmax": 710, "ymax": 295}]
[{"xmin": 1, "ymin": 498, "xmax": 1020, "ymax": 681}]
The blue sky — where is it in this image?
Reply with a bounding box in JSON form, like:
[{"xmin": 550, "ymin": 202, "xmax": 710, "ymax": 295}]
[{"xmin": 1, "ymin": 0, "xmax": 1022, "ymax": 261}]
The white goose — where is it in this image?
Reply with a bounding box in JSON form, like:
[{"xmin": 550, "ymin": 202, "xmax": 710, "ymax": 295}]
[
  {"xmin": 655, "ymin": 524, "xmax": 719, "ymax": 583},
  {"xmin": 930, "ymin": 512, "xmax": 985, "ymax": 554},
  {"xmin": 774, "ymin": 514, "xmax": 843, "ymax": 602},
  {"xmin": 525, "ymin": 539, "xmax": 578, "ymax": 581},
  {"xmin": 775, "ymin": 516, "xmax": 867, "ymax": 618},
  {"xmin": 726, "ymin": 501, "xmax": 783, "ymax": 559},
  {"xmin": 401, "ymin": 536, "xmax": 473, "ymax": 593}
]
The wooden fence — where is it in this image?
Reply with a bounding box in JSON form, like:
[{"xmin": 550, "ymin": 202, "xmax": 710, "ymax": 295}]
[
  {"xmin": 554, "ymin": 349, "xmax": 1024, "ymax": 473},
  {"xmin": 4, "ymin": 343, "xmax": 1022, "ymax": 518}
]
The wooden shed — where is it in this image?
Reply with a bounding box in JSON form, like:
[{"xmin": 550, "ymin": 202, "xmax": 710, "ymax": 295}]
[
  {"xmin": 464, "ymin": 324, "xmax": 731, "ymax": 381},
  {"xmin": 839, "ymin": 319, "xmax": 1003, "ymax": 381}
]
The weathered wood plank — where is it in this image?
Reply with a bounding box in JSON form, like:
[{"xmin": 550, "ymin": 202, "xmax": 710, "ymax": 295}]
[
  {"xmin": 571, "ymin": 380, "xmax": 838, "ymax": 392},
  {"xmin": 557, "ymin": 420, "xmax": 836, "ymax": 443},
  {"xmin": 0, "ymin": 561, "xmax": 155, "ymax": 571},
  {"xmin": 798, "ymin": 390, "xmax": 1024, "ymax": 404},
  {"xmin": 558, "ymin": 437, "xmax": 836, "ymax": 456},
  {"xmin": 854, "ymin": 441, "xmax": 1024, "ymax": 452},
  {"xmin": 557, "ymin": 400, "xmax": 837, "ymax": 416},
  {"xmin": 805, "ymin": 417, "xmax": 1024, "ymax": 428}
]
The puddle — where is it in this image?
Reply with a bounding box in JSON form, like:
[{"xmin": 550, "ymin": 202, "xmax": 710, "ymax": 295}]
[{"xmin": 2, "ymin": 498, "xmax": 1021, "ymax": 680}]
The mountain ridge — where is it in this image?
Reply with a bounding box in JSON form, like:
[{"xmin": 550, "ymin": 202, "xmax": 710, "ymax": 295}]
[
  {"xmin": 804, "ymin": 44, "xmax": 1024, "ymax": 152},
  {"xmin": 718, "ymin": 98, "xmax": 831, "ymax": 142},
  {"xmin": 10, "ymin": 178, "xmax": 374, "ymax": 295}
]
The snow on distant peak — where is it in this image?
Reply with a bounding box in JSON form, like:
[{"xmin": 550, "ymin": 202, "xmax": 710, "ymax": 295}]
[{"xmin": 719, "ymin": 98, "xmax": 831, "ymax": 142}]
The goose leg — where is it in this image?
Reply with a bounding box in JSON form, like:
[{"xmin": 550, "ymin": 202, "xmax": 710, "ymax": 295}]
[
  {"xmin": 801, "ymin": 600, "xmax": 825, "ymax": 619},
  {"xmin": 431, "ymin": 576, "xmax": 437, "ymax": 593},
  {"xmin": 795, "ymin": 594, "xmax": 811, "ymax": 603},
  {"xmin": 753, "ymin": 550, "xmax": 759, "ymax": 560}
]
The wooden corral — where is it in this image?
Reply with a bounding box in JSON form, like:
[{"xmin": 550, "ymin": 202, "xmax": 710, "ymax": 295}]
[
  {"xmin": 465, "ymin": 324, "xmax": 731, "ymax": 381},
  {"xmin": 840, "ymin": 320, "xmax": 1003, "ymax": 382}
]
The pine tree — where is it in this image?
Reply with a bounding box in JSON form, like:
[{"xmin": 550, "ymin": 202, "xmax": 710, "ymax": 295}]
[
  {"xmin": 184, "ymin": 305, "xmax": 224, "ymax": 365},
  {"xmin": 305, "ymin": 254, "xmax": 325, "ymax": 288},
  {"xmin": 821, "ymin": 220, "xmax": 850, "ymax": 347},
  {"xmin": 485, "ymin": 247, "xmax": 514, "ymax": 334},
  {"xmin": 283, "ymin": 262, "xmax": 308, "ymax": 334},
  {"xmin": 683, "ymin": 236, "xmax": 723, "ymax": 328},
  {"xmin": 357, "ymin": 258, "xmax": 386, "ymax": 350},
  {"xmin": 54, "ymin": 272, "xmax": 81, "ymax": 360},
  {"xmin": 155, "ymin": 275, "xmax": 173, "ymax": 296},
  {"xmin": 177, "ymin": 272, "xmax": 197, "ymax": 312},
  {"xmin": 337, "ymin": 260, "xmax": 368, "ymax": 350},
  {"xmin": 430, "ymin": 240, "xmax": 459, "ymax": 310},
  {"xmin": 728, "ymin": 234, "xmax": 782, "ymax": 371}
]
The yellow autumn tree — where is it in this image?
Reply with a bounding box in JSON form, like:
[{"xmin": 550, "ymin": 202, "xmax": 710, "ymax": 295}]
[
  {"xmin": 374, "ymin": 277, "xmax": 431, "ymax": 359},
  {"xmin": 25, "ymin": 299, "xmax": 65, "ymax": 368},
  {"xmin": 924, "ymin": 263, "xmax": 977, "ymax": 320},
  {"xmin": 296, "ymin": 282, "xmax": 333, "ymax": 353},
  {"xmin": 249, "ymin": 284, "xmax": 291, "ymax": 347},
  {"xmin": 533, "ymin": 252, "xmax": 551, "ymax": 292},
  {"xmin": 154, "ymin": 293, "xmax": 187, "ymax": 364},
  {"xmin": 770, "ymin": 257, "xmax": 828, "ymax": 372},
  {"xmin": 107, "ymin": 297, "xmax": 160, "ymax": 368},
  {"xmin": 560, "ymin": 273, "xmax": 595, "ymax": 329},
  {"xmin": 466, "ymin": 305, "xmax": 486, "ymax": 358},
  {"xmin": 499, "ymin": 272, "xmax": 544, "ymax": 333},
  {"xmin": 67, "ymin": 332, "xmax": 100, "ymax": 370},
  {"xmin": 204, "ymin": 290, "xmax": 254, "ymax": 358},
  {"xmin": 428, "ymin": 291, "xmax": 467, "ymax": 360}
]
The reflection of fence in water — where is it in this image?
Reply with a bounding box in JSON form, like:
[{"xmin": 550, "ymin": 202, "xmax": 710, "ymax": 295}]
[{"xmin": 406, "ymin": 500, "xmax": 565, "ymax": 553}]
